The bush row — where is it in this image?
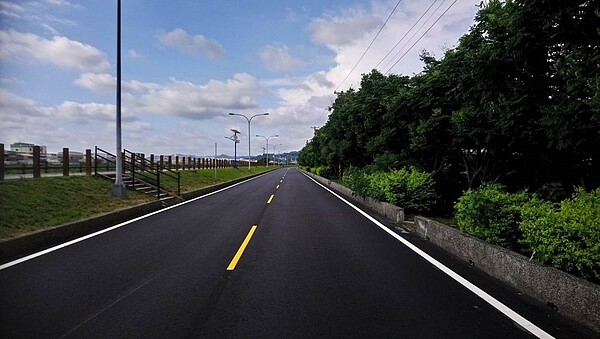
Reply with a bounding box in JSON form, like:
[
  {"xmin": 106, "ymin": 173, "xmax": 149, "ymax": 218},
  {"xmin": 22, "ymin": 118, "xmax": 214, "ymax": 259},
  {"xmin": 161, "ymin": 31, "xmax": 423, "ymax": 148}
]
[
  {"xmin": 342, "ymin": 167, "xmax": 436, "ymax": 214},
  {"xmin": 455, "ymin": 185, "xmax": 599, "ymax": 283}
]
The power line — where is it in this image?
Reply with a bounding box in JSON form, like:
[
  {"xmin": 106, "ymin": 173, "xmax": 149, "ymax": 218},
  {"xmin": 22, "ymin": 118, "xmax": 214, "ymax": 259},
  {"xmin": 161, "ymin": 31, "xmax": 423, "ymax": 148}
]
[
  {"xmin": 381, "ymin": 0, "xmax": 447, "ymax": 72},
  {"xmin": 314, "ymin": 1, "xmax": 403, "ymax": 128},
  {"xmin": 334, "ymin": 0, "xmax": 404, "ymax": 93},
  {"xmin": 386, "ymin": 0, "xmax": 459, "ymax": 74},
  {"xmin": 375, "ymin": 0, "xmax": 440, "ymax": 70}
]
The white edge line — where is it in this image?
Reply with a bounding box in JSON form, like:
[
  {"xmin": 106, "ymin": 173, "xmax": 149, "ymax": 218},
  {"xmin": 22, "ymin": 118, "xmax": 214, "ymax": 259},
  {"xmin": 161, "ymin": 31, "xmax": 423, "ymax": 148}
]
[
  {"xmin": 0, "ymin": 172, "xmax": 272, "ymax": 271},
  {"xmin": 301, "ymin": 172, "xmax": 554, "ymax": 339}
]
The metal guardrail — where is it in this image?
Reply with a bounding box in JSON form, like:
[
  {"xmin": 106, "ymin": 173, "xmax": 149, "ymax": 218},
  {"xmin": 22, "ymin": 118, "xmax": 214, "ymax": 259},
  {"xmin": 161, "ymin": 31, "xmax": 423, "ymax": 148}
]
[{"xmin": 94, "ymin": 146, "xmax": 181, "ymax": 199}]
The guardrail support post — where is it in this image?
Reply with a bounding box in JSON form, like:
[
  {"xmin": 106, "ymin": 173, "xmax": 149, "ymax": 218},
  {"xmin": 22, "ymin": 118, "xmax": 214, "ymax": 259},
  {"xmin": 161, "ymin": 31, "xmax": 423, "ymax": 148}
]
[
  {"xmin": 85, "ymin": 149, "xmax": 92, "ymax": 176},
  {"xmin": 0, "ymin": 143, "xmax": 4, "ymax": 182},
  {"xmin": 62, "ymin": 148, "xmax": 69, "ymax": 177},
  {"xmin": 33, "ymin": 146, "xmax": 41, "ymax": 178}
]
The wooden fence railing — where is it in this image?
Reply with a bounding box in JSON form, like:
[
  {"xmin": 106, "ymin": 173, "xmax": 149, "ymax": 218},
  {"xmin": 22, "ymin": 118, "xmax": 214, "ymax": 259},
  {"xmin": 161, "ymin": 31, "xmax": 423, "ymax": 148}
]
[{"xmin": 1, "ymin": 143, "xmax": 257, "ymax": 181}]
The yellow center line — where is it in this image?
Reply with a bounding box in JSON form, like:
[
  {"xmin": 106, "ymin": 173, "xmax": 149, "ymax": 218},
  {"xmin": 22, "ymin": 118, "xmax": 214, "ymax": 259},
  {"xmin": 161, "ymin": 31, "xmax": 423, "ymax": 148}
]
[
  {"xmin": 267, "ymin": 194, "xmax": 274, "ymax": 204},
  {"xmin": 227, "ymin": 225, "xmax": 258, "ymax": 271}
]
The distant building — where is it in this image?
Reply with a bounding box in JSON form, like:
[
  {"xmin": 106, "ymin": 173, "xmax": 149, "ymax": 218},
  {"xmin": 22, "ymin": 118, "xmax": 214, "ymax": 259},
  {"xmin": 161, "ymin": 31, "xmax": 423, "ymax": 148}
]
[
  {"xmin": 57, "ymin": 150, "xmax": 84, "ymax": 163},
  {"xmin": 10, "ymin": 142, "xmax": 47, "ymax": 155}
]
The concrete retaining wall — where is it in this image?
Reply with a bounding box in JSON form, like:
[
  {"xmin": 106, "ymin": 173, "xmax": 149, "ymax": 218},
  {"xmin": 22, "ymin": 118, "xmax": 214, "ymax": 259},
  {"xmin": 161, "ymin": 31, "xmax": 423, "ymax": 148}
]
[
  {"xmin": 303, "ymin": 171, "xmax": 404, "ymax": 224},
  {"xmin": 303, "ymin": 170, "xmax": 599, "ymax": 333},
  {"xmin": 409, "ymin": 216, "xmax": 600, "ymax": 333}
]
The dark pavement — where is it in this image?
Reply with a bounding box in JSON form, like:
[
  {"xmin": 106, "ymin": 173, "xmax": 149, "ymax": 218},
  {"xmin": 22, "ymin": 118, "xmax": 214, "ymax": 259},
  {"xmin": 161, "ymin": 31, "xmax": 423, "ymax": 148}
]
[{"xmin": 0, "ymin": 168, "xmax": 594, "ymax": 338}]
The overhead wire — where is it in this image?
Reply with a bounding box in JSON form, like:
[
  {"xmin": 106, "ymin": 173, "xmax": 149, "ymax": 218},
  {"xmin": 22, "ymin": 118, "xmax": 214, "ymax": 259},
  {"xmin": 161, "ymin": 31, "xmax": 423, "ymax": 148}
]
[
  {"xmin": 314, "ymin": 0, "xmax": 403, "ymax": 127},
  {"xmin": 374, "ymin": 0, "xmax": 440, "ymax": 70},
  {"xmin": 385, "ymin": 0, "xmax": 459, "ymax": 74},
  {"xmin": 381, "ymin": 0, "xmax": 448, "ymax": 72},
  {"xmin": 312, "ymin": 0, "xmax": 461, "ymax": 129},
  {"xmin": 334, "ymin": 0, "xmax": 404, "ymax": 93}
]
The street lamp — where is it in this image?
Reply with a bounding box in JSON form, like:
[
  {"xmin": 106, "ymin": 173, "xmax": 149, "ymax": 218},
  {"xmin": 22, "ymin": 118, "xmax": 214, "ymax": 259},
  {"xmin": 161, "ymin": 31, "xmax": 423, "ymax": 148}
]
[
  {"xmin": 112, "ymin": 0, "xmax": 126, "ymax": 198},
  {"xmin": 228, "ymin": 112, "xmax": 269, "ymax": 170},
  {"xmin": 272, "ymin": 143, "xmax": 283, "ymax": 166},
  {"xmin": 224, "ymin": 129, "xmax": 240, "ymax": 168},
  {"xmin": 256, "ymin": 134, "xmax": 278, "ymax": 166}
]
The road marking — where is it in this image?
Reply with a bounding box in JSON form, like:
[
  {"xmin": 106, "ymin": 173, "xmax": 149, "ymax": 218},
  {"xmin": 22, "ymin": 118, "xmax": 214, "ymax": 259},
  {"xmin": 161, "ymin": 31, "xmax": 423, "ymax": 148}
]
[
  {"xmin": 0, "ymin": 172, "xmax": 273, "ymax": 271},
  {"xmin": 267, "ymin": 194, "xmax": 274, "ymax": 204},
  {"xmin": 302, "ymin": 172, "xmax": 554, "ymax": 339},
  {"xmin": 227, "ymin": 225, "xmax": 257, "ymax": 271},
  {"xmin": 276, "ymin": 184, "xmax": 280, "ymax": 189}
]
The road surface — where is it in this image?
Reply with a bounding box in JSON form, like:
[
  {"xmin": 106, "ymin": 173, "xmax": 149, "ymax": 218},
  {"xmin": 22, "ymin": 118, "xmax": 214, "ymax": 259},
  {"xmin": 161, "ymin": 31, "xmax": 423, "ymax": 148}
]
[{"xmin": 0, "ymin": 168, "xmax": 594, "ymax": 338}]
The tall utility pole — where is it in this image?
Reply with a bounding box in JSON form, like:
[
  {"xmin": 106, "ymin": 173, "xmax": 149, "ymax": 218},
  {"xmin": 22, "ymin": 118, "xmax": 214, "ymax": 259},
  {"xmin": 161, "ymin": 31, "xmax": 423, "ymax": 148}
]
[{"xmin": 112, "ymin": 0, "xmax": 126, "ymax": 198}]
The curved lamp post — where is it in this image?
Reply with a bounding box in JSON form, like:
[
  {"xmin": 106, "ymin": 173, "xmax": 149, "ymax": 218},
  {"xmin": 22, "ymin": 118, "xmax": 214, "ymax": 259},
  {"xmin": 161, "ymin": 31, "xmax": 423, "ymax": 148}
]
[
  {"xmin": 272, "ymin": 143, "xmax": 283, "ymax": 165},
  {"xmin": 228, "ymin": 112, "xmax": 269, "ymax": 170},
  {"xmin": 256, "ymin": 134, "xmax": 278, "ymax": 166}
]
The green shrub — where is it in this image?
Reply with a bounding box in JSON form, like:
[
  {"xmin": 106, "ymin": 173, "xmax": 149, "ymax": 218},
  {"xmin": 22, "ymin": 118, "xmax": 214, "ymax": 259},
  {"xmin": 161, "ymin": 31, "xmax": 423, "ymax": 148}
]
[
  {"xmin": 313, "ymin": 165, "xmax": 332, "ymax": 178},
  {"xmin": 342, "ymin": 167, "xmax": 370, "ymax": 197},
  {"xmin": 373, "ymin": 168, "xmax": 436, "ymax": 213},
  {"xmin": 343, "ymin": 167, "xmax": 436, "ymax": 214},
  {"xmin": 520, "ymin": 188, "xmax": 600, "ymax": 282},
  {"xmin": 454, "ymin": 184, "xmax": 530, "ymax": 251}
]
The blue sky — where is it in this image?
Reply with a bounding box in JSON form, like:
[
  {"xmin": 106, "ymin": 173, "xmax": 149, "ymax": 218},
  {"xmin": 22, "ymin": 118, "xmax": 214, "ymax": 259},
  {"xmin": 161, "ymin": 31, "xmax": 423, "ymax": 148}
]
[{"xmin": 1, "ymin": 0, "xmax": 479, "ymax": 156}]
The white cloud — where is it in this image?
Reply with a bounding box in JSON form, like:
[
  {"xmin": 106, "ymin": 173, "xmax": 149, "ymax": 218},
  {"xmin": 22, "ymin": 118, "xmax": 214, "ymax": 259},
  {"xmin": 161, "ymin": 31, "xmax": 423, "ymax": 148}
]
[
  {"xmin": 45, "ymin": 0, "xmax": 79, "ymax": 7},
  {"xmin": 157, "ymin": 28, "xmax": 225, "ymax": 60},
  {"xmin": 127, "ymin": 49, "xmax": 142, "ymax": 60},
  {"xmin": 308, "ymin": 15, "xmax": 381, "ymax": 47},
  {"xmin": 259, "ymin": 43, "xmax": 302, "ymax": 72},
  {"xmin": 0, "ymin": 30, "xmax": 110, "ymax": 72},
  {"xmin": 0, "ymin": 89, "xmax": 43, "ymax": 120},
  {"xmin": 0, "ymin": 77, "xmax": 25, "ymax": 85},
  {"xmin": 41, "ymin": 101, "xmax": 118, "ymax": 123},
  {"xmin": 74, "ymin": 73, "xmax": 160, "ymax": 94},
  {"xmin": 0, "ymin": 2, "xmax": 24, "ymax": 18},
  {"xmin": 134, "ymin": 73, "xmax": 264, "ymax": 119}
]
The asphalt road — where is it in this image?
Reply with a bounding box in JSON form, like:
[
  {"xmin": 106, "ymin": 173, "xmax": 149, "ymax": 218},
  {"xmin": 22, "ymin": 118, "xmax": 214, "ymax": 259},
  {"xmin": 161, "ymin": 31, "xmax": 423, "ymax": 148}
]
[{"xmin": 0, "ymin": 168, "xmax": 594, "ymax": 338}]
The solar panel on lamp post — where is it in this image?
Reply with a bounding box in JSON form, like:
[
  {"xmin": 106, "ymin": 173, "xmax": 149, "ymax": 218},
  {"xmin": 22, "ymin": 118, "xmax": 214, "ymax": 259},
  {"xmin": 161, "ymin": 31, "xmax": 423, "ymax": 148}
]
[{"xmin": 228, "ymin": 113, "xmax": 269, "ymax": 171}]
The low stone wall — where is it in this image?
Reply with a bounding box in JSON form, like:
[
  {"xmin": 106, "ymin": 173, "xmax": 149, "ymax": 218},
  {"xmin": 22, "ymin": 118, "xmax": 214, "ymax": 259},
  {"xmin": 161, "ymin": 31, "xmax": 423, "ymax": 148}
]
[
  {"xmin": 303, "ymin": 170, "xmax": 599, "ymax": 333},
  {"xmin": 409, "ymin": 216, "xmax": 600, "ymax": 333},
  {"xmin": 303, "ymin": 171, "xmax": 404, "ymax": 224}
]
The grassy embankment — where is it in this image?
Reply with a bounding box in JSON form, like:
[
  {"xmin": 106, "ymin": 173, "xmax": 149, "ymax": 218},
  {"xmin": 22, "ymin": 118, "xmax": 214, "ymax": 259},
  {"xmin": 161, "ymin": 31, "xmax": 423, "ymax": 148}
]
[{"xmin": 0, "ymin": 166, "xmax": 273, "ymax": 240}]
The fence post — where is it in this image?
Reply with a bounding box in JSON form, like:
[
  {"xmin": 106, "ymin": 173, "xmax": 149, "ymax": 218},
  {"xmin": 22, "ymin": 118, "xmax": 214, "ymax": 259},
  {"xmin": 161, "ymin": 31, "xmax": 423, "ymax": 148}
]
[
  {"xmin": 85, "ymin": 149, "xmax": 92, "ymax": 175},
  {"xmin": 176, "ymin": 156, "xmax": 179, "ymax": 170},
  {"xmin": 182, "ymin": 156, "xmax": 186, "ymax": 170},
  {"xmin": 160, "ymin": 155, "xmax": 164, "ymax": 169},
  {"xmin": 141, "ymin": 153, "xmax": 145, "ymax": 171},
  {"xmin": 168, "ymin": 156, "xmax": 172, "ymax": 170},
  {"xmin": 62, "ymin": 148, "xmax": 69, "ymax": 177},
  {"xmin": 0, "ymin": 143, "xmax": 3, "ymax": 182},
  {"xmin": 33, "ymin": 146, "xmax": 41, "ymax": 178},
  {"xmin": 150, "ymin": 154, "xmax": 155, "ymax": 167}
]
